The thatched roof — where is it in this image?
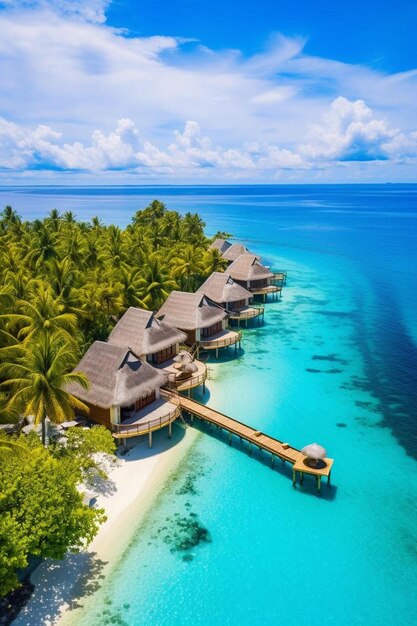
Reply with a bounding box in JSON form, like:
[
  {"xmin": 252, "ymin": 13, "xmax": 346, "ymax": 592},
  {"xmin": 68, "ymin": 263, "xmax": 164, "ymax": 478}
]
[
  {"xmin": 66, "ymin": 342, "xmax": 168, "ymax": 409},
  {"xmin": 209, "ymin": 238, "xmax": 232, "ymax": 254},
  {"xmin": 157, "ymin": 291, "xmax": 227, "ymax": 330},
  {"xmin": 228, "ymin": 254, "xmax": 273, "ymax": 282},
  {"xmin": 222, "ymin": 243, "xmax": 258, "ymax": 262},
  {"xmin": 197, "ymin": 272, "xmax": 252, "ymax": 304},
  {"xmin": 108, "ymin": 307, "xmax": 186, "ymax": 355}
]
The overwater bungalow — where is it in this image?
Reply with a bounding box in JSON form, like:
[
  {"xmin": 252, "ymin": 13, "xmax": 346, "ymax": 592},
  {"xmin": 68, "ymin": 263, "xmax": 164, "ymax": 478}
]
[
  {"xmin": 157, "ymin": 290, "xmax": 241, "ymax": 358},
  {"xmin": 209, "ymin": 238, "xmax": 232, "ymax": 254},
  {"xmin": 222, "ymin": 242, "xmax": 259, "ymax": 264},
  {"xmin": 66, "ymin": 341, "xmax": 180, "ymax": 445},
  {"xmin": 107, "ymin": 307, "xmax": 207, "ymax": 393},
  {"xmin": 227, "ymin": 253, "xmax": 281, "ymax": 301},
  {"xmin": 197, "ymin": 272, "xmax": 264, "ymax": 325}
]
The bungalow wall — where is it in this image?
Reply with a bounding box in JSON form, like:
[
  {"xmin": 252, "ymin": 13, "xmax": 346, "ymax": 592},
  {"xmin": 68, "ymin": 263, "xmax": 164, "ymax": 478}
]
[
  {"xmin": 225, "ymin": 299, "xmax": 247, "ymax": 310},
  {"xmin": 249, "ymin": 278, "xmax": 268, "ymax": 289},
  {"xmin": 148, "ymin": 343, "xmax": 178, "ymax": 364},
  {"xmin": 83, "ymin": 402, "xmax": 112, "ymax": 428},
  {"xmin": 182, "ymin": 329, "xmax": 197, "ymax": 345}
]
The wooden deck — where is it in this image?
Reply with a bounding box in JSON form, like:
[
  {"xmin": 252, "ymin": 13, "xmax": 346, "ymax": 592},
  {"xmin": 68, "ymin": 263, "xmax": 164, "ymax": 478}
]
[
  {"xmin": 174, "ymin": 394, "xmax": 334, "ymax": 492},
  {"xmin": 251, "ymin": 284, "xmax": 282, "ymax": 302},
  {"xmin": 272, "ymin": 271, "xmax": 287, "ymax": 285},
  {"xmin": 198, "ymin": 329, "xmax": 242, "ymax": 358},
  {"xmin": 228, "ymin": 305, "xmax": 264, "ymax": 325}
]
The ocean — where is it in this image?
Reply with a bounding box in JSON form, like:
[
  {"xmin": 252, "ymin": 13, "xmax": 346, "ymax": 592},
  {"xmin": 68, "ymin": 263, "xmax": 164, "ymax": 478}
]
[{"xmin": 4, "ymin": 184, "xmax": 417, "ymax": 625}]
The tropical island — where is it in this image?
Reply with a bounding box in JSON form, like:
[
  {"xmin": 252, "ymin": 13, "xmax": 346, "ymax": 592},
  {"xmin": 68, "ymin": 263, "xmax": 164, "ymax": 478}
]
[{"xmin": 0, "ymin": 200, "xmax": 294, "ymax": 623}]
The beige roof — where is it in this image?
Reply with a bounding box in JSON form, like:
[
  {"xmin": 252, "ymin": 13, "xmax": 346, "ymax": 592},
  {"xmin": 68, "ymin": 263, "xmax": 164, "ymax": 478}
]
[
  {"xmin": 66, "ymin": 342, "xmax": 167, "ymax": 409},
  {"xmin": 227, "ymin": 254, "xmax": 273, "ymax": 282},
  {"xmin": 197, "ymin": 272, "xmax": 252, "ymax": 304},
  {"xmin": 108, "ymin": 307, "xmax": 186, "ymax": 356},
  {"xmin": 157, "ymin": 291, "xmax": 227, "ymax": 330},
  {"xmin": 222, "ymin": 243, "xmax": 258, "ymax": 262},
  {"xmin": 209, "ymin": 238, "xmax": 232, "ymax": 254}
]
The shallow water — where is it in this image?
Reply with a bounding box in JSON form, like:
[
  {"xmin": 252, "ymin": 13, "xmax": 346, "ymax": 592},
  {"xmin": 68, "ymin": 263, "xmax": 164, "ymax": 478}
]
[{"xmin": 5, "ymin": 185, "xmax": 417, "ymax": 625}]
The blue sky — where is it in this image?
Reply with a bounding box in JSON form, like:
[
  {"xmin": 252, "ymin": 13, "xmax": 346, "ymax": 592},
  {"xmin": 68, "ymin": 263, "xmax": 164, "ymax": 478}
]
[
  {"xmin": 0, "ymin": 0, "xmax": 416, "ymax": 183},
  {"xmin": 108, "ymin": 0, "xmax": 417, "ymax": 73}
]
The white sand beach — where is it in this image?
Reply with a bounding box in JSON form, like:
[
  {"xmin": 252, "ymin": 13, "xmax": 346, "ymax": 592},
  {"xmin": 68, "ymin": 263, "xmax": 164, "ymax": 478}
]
[{"xmin": 13, "ymin": 423, "xmax": 200, "ymax": 626}]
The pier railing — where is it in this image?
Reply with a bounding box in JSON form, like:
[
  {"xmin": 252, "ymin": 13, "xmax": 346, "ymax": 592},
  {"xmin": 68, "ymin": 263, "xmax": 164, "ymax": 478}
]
[
  {"xmin": 112, "ymin": 403, "xmax": 180, "ymax": 437},
  {"xmin": 164, "ymin": 392, "xmax": 334, "ymax": 493},
  {"xmin": 272, "ymin": 271, "xmax": 287, "ymax": 285},
  {"xmin": 229, "ymin": 305, "xmax": 264, "ymax": 320},
  {"xmin": 199, "ymin": 330, "xmax": 242, "ymax": 350},
  {"xmin": 163, "ymin": 369, "xmax": 208, "ymax": 391}
]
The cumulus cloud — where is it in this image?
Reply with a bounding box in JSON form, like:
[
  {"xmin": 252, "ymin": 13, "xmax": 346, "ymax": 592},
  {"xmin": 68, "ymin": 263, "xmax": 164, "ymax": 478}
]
[
  {"xmin": 301, "ymin": 97, "xmax": 417, "ymax": 163},
  {"xmin": 1, "ymin": 97, "xmax": 416, "ymax": 176},
  {"xmin": 0, "ymin": 1, "xmax": 416, "ymax": 180},
  {"xmin": 0, "ymin": 116, "xmax": 308, "ymax": 173}
]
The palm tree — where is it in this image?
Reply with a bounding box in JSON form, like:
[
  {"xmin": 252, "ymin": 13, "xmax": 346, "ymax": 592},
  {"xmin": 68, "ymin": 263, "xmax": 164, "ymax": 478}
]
[
  {"xmin": 47, "ymin": 258, "xmax": 77, "ymax": 301},
  {"xmin": 132, "ymin": 200, "xmax": 166, "ymax": 228},
  {"xmin": 0, "ymin": 432, "xmax": 29, "ymax": 459},
  {"xmin": 6, "ymin": 270, "xmax": 38, "ymax": 301},
  {"xmin": 171, "ymin": 244, "xmax": 205, "ymax": 291},
  {"xmin": 90, "ymin": 216, "xmax": 104, "ymax": 229},
  {"xmin": 47, "ymin": 209, "xmax": 61, "ymax": 232},
  {"xmin": 26, "ymin": 226, "xmax": 58, "ymax": 269},
  {"xmin": 2, "ymin": 286, "xmax": 77, "ymax": 345},
  {"xmin": 202, "ymin": 248, "xmax": 228, "ymax": 276},
  {"xmin": 59, "ymin": 230, "xmax": 86, "ymax": 267},
  {"xmin": 137, "ymin": 254, "xmax": 177, "ymax": 311},
  {"xmin": 0, "ymin": 205, "xmax": 21, "ymax": 227},
  {"xmin": 160, "ymin": 211, "xmax": 182, "ymax": 242},
  {"xmin": 118, "ymin": 266, "xmax": 146, "ymax": 310},
  {"xmin": 1, "ymin": 247, "xmax": 23, "ymax": 276},
  {"xmin": 84, "ymin": 233, "xmax": 102, "ymax": 270},
  {"xmin": 0, "ymin": 332, "xmax": 89, "ymax": 445},
  {"xmin": 180, "ymin": 212, "xmax": 207, "ymax": 245},
  {"xmin": 102, "ymin": 226, "xmax": 127, "ymax": 270},
  {"xmin": 63, "ymin": 210, "xmax": 76, "ymax": 223}
]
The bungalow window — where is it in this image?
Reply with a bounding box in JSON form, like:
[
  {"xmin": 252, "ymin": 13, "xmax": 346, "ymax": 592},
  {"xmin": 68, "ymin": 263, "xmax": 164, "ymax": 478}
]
[
  {"xmin": 134, "ymin": 390, "xmax": 156, "ymax": 411},
  {"xmin": 230, "ymin": 299, "xmax": 246, "ymax": 310},
  {"xmin": 150, "ymin": 345, "xmax": 176, "ymax": 364},
  {"xmin": 250, "ymin": 279, "xmax": 267, "ymax": 289},
  {"xmin": 201, "ymin": 321, "xmax": 223, "ymax": 338}
]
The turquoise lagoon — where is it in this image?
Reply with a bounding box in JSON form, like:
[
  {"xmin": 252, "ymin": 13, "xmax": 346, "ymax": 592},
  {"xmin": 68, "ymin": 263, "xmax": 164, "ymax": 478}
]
[{"xmin": 5, "ymin": 185, "xmax": 417, "ymax": 625}]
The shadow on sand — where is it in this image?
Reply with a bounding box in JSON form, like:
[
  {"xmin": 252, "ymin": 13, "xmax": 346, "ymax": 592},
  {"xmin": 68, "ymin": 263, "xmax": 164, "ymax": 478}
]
[{"xmin": 12, "ymin": 552, "xmax": 107, "ymax": 626}]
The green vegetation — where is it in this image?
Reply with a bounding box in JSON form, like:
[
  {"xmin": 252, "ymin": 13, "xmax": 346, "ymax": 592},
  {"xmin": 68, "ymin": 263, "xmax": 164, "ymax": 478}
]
[
  {"xmin": 0, "ymin": 199, "xmax": 227, "ymax": 427},
  {"xmin": 0, "ymin": 428, "xmax": 114, "ymax": 597},
  {"xmin": 0, "ymin": 200, "xmax": 227, "ymax": 598}
]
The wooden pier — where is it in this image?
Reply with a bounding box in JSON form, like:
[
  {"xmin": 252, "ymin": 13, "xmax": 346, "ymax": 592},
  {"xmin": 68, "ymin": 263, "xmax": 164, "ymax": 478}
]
[{"xmin": 173, "ymin": 394, "xmax": 334, "ymax": 492}]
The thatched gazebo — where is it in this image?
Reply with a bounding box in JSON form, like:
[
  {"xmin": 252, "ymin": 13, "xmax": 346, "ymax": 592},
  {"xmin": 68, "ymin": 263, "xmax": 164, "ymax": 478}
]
[
  {"xmin": 66, "ymin": 342, "xmax": 180, "ymax": 445},
  {"xmin": 157, "ymin": 291, "xmax": 241, "ymax": 358},
  {"xmin": 227, "ymin": 253, "xmax": 281, "ymax": 302},
  {"xmin": 197, "ymin": 272, "xmax": 264, "ymax": 325}
]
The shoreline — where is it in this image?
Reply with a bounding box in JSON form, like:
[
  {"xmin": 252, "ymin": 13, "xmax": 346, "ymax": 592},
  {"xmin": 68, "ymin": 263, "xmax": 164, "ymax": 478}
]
[{"xmin": 12, "ymin": 423, "xmax": 202, "ymax": 626}]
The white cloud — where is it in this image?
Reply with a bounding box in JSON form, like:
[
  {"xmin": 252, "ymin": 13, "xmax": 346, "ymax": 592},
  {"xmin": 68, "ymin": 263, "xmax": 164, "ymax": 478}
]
[
  {"xmin": 3, "ymin": 97, "xmax": 415, "ymax": 177},
  {"xmin": 0, "ymin": 2, "xmax": 416, "ymax": 181},
  {"xmin": 301, "ymin": 97, "xmax": 393, "ymax": 161},
  {"xmin": 1, "ymin": 0, "xmax": 111, "ymax": 23},
  {"xmin": 0, "ymin": 116, "xmax": 308, "ymax": 173}
]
